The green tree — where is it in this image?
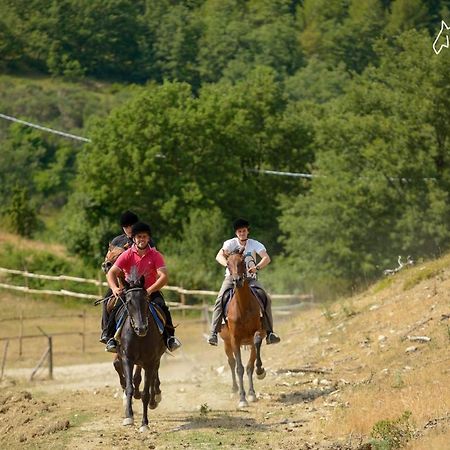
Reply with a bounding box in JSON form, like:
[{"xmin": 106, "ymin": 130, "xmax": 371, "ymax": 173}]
[
  {"xmin": 4, "ymin": 185, "xmax": 38, "ymax": 237},
  {"xmin": 279, "ymin": 31, "xmax": 450, "ymax": 292},
  {"xmin": 46, "ymin": 0, "xmax": 146, "ymax": 80}
]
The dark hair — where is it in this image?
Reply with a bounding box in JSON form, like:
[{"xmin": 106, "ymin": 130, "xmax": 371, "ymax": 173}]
[
  {"xmin": 233, "ymin": 218, "xmax": 250, "ymax": 231},
  {"xmin": 131, "ymin": 221, "xmax": 152, "ymax": 237},
  {"xmin": 120, "ymin": 210, "xmax": 139, "ymax": 227}
]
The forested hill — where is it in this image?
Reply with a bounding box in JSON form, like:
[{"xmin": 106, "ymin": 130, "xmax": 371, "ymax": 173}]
[{"xmin": 1, "ymin": 0, "xmax": 450, "ymax": 297}]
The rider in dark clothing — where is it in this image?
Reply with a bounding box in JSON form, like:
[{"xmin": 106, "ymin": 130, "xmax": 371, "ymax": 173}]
[{"xmin": 99, "ymin": 210, "xmax": 139, "ymax": 344}]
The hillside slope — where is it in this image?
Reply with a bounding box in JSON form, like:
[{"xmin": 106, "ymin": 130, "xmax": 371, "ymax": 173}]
[{"xmin": 0, "ymin": 241, "xmax": 449, "ymax": 449}]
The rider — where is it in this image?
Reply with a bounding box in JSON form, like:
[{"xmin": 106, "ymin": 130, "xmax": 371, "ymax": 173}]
[
  {"xmin": 207, "ymin": 218, "xmax": 281, "ymax": 346},
  {"xmin": 99, "ymin": 210, "xmax": 140, "ymax": 344},
  {"xmin": 106, "ymin": 221, "xmax": 181, "ymax": 353}
]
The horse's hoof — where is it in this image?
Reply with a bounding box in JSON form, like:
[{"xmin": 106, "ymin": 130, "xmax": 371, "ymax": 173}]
[
  {"xmin": 256, "ymin": 370, "xmax": 266, "ymax": 380},
  {"xmin": 248, "ymin": 394, "xmax": 257, "ymax": 402},
  {"xmin": 149, "ymin": 402, "xmax": 158, "ymax": 410},
  {"xmin": 123, "ymin": 417, "xmax": 134, "ymax": 426},
  {"xmin": 139, "ymin": 425, "xmax": 149, "ymax": 433},
  {"xmin": 155, "ymin": 393, "xmax": 162, "ymax": 403},
  {"xmin": 134, "ymin": 391, "xmax": 141, "ymax": 400},
  {"xmin": 238, "ymin": 400, "xmax": 248, "ymax": 409}
]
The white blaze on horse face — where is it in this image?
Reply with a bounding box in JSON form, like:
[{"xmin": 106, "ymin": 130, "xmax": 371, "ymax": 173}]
[{"xmin": 433, "ymin": 20, "xmax": 450, "ymax": 55}]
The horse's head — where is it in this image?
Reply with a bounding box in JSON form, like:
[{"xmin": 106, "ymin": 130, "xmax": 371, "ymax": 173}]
[
  {"xmin": 123, "ymin": 276, "xmax": 148, "ymax": 337},
  {"xmin": 224, "ymin": 247, "xmax": 246, "ymax": 288},
  {"xmin": 102, "ymin": 245, "xmax": 126, "ymax": 273}
]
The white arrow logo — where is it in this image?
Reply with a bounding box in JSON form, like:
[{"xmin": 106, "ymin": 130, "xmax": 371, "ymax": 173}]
[{"xmin": 433, "ymin": 20, "xmax": 450, "ymax": 55}]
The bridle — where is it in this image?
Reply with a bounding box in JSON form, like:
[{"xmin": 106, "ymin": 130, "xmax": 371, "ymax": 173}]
[
  {"xmin": 227, "ymin": 251, "xmax": 247, "ymax": 287},
  {"xmin": 122, "ymin": 286, "xmax": 148, "ymax": 331}
]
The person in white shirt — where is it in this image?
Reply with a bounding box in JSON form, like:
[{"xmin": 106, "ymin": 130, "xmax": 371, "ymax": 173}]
[{"xmin": 207, "ymin": 218, "xmax": 281, "ymax": 346}]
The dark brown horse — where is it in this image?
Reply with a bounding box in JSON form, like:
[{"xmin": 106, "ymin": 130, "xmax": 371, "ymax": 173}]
[
  {"xmin": 113, "ymin": 276, "xmax": 166, "ymax": 431},
  {"xmin": 219, "ymin": 248, "xmax": 266, "ymax": 408}
]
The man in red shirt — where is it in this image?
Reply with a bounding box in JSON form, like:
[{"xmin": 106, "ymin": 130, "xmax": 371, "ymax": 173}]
[{"xmin": 106, "ymin": 222, "xmax": 181, "ymax": 353}]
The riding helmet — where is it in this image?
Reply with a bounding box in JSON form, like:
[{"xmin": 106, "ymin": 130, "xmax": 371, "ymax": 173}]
[
  {"xmin": 120, "ymin": 210, "xmax": 139, "ymax": 227},
  {"xmin": 233, "ymin": 218, "xmax": 250, "ymax": 231},
  {"xmin": 131, "ymin": 221, "xmax": 152, "ymax": 237}
]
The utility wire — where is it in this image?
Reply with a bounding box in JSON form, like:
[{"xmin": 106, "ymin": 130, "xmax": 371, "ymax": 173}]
[
  {"xmin": 1, "ymin": 112, "xmax": 315, "ymax": 178},
  {"xmin": 0, "ymin": 113, "xmax": 91, "ymax": 143}
]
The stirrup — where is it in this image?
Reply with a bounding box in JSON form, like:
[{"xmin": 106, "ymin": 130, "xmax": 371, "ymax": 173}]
[
  {"xmin": 208, "ymin": 332, "xmax": 218, "ymax": 346},
  {"xmin": 105, "ymin": 338, "xmax": 118, "ymax": 353},
  {"xmin": 266, "ymin": 332, "xmax": 281, "ymax": 345},
  {"xmin": 167, "ymin": 336, "xmax": 181, "ymax": 352}
]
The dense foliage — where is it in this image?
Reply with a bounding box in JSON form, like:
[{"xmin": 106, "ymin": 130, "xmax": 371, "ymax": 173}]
[{"xmin": 1, "ymin": 0, "xmax": 450, "ymax": 296}]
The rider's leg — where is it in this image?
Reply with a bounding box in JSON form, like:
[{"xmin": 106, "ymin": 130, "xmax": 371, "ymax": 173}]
[
  {"xmin": 249, "ymin": 280, "xmax": 280, "ymax": 345},
  {"xmin": 150, "ymin": 292, "xmax": 181, "ymax": 352},
  {"xmin": 208, "ymin": 277, "xmax": 234, "ymax": 345},
  {"xmin": 105, "ymin": 301, "xmax": 122, "ymax": 353},
  {"xmin": 100, "ymin": 288, "xmax": 113, "ymax": 343}
]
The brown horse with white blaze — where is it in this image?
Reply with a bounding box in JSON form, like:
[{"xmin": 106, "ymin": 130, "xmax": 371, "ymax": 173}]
[{"xmin": 219, "ymin": 248, "xmax": 266, "ymax": 408}]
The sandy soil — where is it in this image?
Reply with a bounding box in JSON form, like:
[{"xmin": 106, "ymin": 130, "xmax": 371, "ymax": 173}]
[{"xmin": 0, "ymin": 319, "xmax": 347, "ymax": 450}]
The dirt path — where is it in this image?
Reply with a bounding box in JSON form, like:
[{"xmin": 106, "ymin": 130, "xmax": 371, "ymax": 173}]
[{"xmin": 0, "ymin": 325, "xmax": 343, "ymax": 450}]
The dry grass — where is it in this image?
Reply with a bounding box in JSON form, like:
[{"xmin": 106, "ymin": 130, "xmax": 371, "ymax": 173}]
[
  {"xmin": 1, "ymin": 233, "xmax": 450, "ymax": 448},
  {"xmin": 0, "ymin": 231, "xmax": 67, "ymax": 259}
]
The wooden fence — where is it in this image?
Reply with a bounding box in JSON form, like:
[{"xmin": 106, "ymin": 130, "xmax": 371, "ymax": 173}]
[
  {"xmin": 0, "ymin": 266, "xmax": 313, "ymax": 380},
  {"xmin": 0, "ymin": 266, "xmax": 313, "ymax": 309}
]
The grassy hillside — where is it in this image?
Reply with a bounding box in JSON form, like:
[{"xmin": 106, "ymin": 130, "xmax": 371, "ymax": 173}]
[{"xmin": 0, "ymin": 233, "xmax": 449, "ymax": 448}]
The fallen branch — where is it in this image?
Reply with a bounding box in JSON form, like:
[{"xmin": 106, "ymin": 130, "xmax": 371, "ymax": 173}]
[
  {"xmin": 383, "ymin": 255, "xmax": 414, "ymax": 276},
  {"xmin": 400, "ymin": 317, "xmax": 433, "ymax": 341},
  {"xmin": 276, "ymin": 367, "xmax": 332, "ymax": 375}
]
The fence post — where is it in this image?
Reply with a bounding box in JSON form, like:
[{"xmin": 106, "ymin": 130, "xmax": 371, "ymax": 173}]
[
  {"xmin": 48, "ymin": 336, "xmax": 53, "ymax": 379},
  {"xmin": 19, "ymin": 309, "xmax": 24, "ymax": 358},
  {"xmin": 81, "ymin": 309, "xmax": 86, "ymax": 353},
  {"xmin": 1, "ymin": 340, "xmax": 9, "ymax": 380},
  {"xmin": 180, "ymin": 292, "xmax": 186, "ymax": 318}
]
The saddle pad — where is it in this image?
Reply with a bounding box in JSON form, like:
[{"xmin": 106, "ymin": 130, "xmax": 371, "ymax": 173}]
[
  {"xmin": 149, "ymin": 303, "xmax": 166, "ymax": 335},
  {"xmin": 249, "ymin": 286, "xmax": 267, "ymax": 311},
  {"xmin": 222, "ymin": 287, "xmax": 266, "ymax": 320},
  {"xmin": 221, "ymin": 288, "xmax": 234, "ymax": 317}
]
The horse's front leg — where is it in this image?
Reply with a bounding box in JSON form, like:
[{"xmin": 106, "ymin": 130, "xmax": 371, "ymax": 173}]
[
  {"xmin": 246, "ymin": 344, "xmax": 257, "ymax": 402},
  {"xmin": 152, "ymin": 366, "xmax": 162, "ymax": 406},
  {"xmin": 254, "ymin": 331, "xmax": 266, "ymax": 380},
  {"xmin": 233, "ymin": 343, "xmax": 247, "ymax": 408},
  {"xmin": 224, "ymin": 339, "xmax": 238, "ymax": 393},
  {"xmin": 133, "ymin": 365, "xmax": 142, "ymax": 399},
  {"xmin": 122, "ymin": 357, "xmax": 135, "ymax": 426},
  {"xmin": 113, "ymin": 356, "xmax": 126, "ymax": 390},
  {"xmin": 140, "ymin": 367, "xmax": 152, "ymax": 432}
]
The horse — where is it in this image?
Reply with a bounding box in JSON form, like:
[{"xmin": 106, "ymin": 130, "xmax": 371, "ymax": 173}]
[
  {"xmin": 219, "ymin": 248, "xmax": 266, "ymax": 408},
  {"xmin": 101, "ymin": 244, "xmax": 128, "ymax": 274},
  {"xmin": 112, "ymin": 276, "xmax": 166, "ymax": 431}
]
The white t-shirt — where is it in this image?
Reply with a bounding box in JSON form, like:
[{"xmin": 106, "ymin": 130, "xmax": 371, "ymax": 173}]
[{"xmin": 222, "ymin": 238, "xmax": 266, "ymax": 278}]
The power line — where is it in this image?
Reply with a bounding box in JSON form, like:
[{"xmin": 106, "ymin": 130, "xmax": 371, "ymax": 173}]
[
  {"xmin": 0, "ymin": 113, "xmax": 91, "ymax": 143},
  {"xmin": 248, "ymin": 168, "xmax": 314, "ymax": 178},
  {"xmin": 1, "ymin": 112, "xmax": 314, "ymax": 178}
]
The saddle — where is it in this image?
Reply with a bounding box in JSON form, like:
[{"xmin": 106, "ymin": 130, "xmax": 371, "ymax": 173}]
[
  {"xmin": 112, "ymin": 299, "xmax": 167, "ymax": 340},
  {"xmin": 221, "ymin": 286, "xmax": 267, "ymax": 319}
]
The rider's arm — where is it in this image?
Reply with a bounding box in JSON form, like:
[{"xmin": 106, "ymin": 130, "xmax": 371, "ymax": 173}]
[
  {"xmin": 249, "ymin": 250, "xmax": 271, "ymax": 274},
  {"xmin": 215, "ymin": 248, "xmax": 228, "ymax": 267},
  {"xmin": 146, "ymin": 267, "xmax": 168, "ymax": 296},
  {"xmin": 106, "ymin": 265, "xmax": 124, "ymax": 297}
]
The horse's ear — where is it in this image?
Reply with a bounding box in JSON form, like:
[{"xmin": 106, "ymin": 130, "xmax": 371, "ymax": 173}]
[
  {"xmin": 139, "ymin": 275, "xmax": 145, "ymax": 287},
  {"xmin": 222, "ymin": 249, "xmax": 230, "ymax": 259},
  {"xmin": 238, "ymin": 246, "xmax": 245, "ymax": 255},
  {"xmin": 123, "ymin": 279, "xmax": 130, "ymax": 290}
]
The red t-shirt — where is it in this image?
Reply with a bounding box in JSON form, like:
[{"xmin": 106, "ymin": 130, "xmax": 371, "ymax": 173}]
[{"xmin": 114, "ymin": 245, "xmax": 166, "ymax": 289}]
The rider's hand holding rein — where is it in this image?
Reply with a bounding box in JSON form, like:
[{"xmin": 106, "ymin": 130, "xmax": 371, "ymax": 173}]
[{"xmin": 112, "ymin": 285, "xmax": 123, "ymax": 298}]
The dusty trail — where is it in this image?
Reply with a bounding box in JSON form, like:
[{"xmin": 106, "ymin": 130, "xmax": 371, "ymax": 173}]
[{"xmin": 1, "ymin": 325, "xmax": 331, "ymax": 450}]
